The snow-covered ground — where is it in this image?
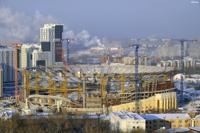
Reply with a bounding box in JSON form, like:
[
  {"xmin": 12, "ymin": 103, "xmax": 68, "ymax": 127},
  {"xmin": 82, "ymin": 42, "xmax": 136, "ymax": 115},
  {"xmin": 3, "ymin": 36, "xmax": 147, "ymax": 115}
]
[{"xmin": 174, "ymin": 74, "xmax": 200, "ymax": 112}]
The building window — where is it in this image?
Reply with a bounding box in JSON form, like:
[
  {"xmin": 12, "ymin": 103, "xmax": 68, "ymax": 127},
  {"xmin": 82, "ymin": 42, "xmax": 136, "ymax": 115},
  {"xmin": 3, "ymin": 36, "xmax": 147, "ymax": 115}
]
[
  {"xmin": 41, "ymin": 42, "xmax": 51, "ymax": 51},
  {"xmin": 36, "ymin": 60, "xmax": 46, "ymax": 67},
  {"xmin": 55, "ymin": 42, "xmax": 62, "ymax": 62}
]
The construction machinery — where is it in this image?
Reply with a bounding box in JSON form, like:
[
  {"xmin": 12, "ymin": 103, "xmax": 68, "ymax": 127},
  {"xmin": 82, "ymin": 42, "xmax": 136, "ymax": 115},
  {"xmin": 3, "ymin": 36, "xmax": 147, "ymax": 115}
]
[
  {"xmin": 178, "ymin": 39, "xmax": 197, "ymax": 105},
  {"xmin": 129, "ymin": 43, "xmax": 141, "ymax": 113}
]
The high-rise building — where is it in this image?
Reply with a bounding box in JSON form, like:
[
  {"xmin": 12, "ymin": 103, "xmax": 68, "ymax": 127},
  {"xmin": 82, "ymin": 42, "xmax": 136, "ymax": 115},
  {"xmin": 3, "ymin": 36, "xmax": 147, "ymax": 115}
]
[
  {"xmin": 39, "ymin": 24, "xmax": 63, "ymax": 66},
  {"xmin": 0, "ymin": 67, "xmax": 3, "ymax": 97},
  {"xmin": 0, "ymin": 45, "xmax": 15, "ymax": 82},
  {"xmin": 21, "ymin": 44, "xmax": 40, "ymax": 68}
]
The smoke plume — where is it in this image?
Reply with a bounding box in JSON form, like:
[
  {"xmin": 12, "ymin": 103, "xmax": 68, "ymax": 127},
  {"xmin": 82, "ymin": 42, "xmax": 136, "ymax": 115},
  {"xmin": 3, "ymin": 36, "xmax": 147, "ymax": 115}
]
[
  {"xmin": 64, "ymin": 30, "xmax": 104, "ymax": 48},
  {"xmin": 0, "ymin": 6, "xmax": 57, "ymax": 42}
]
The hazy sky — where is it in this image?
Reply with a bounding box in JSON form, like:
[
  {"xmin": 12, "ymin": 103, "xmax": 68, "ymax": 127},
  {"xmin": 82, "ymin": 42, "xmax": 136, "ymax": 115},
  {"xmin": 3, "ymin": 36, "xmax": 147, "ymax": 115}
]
[{"xmin": 1, "ymin": 0, "xmax": 200, "ymax": 39}]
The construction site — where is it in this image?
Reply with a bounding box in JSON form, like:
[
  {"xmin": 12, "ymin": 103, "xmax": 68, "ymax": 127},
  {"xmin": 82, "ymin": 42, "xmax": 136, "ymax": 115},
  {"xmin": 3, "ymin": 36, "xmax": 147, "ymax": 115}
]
[
  {"xmin": 13, "ymin": 63, "xmax": 175, "ymax": 115},
  {"xmin": 0, "ymin": 24, "xmax": 184, "ymax": 117},
  {"xmin": 0, "ymin": 39, "xmax": 178, "ymax": 116}
]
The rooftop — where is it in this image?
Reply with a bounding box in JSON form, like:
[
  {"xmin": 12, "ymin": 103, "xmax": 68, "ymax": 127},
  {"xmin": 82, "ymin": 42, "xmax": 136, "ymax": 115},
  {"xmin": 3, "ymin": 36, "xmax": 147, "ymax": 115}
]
[
  {"xmin": 70, "ymin": 64, "xmax": 173, "ymax": 75},
  {"xmin": 141, "ymin": 113, "xmax": 191, "ymax": 120},
  {"xmin": 167, "ymin": 128, "xmax": 190, "ymax": 133},
  {"xmin": 111, "ymin": 111, "xmax": 144, "ymax": 120},
  {"xmin": 111, "ymin": 112, "xmax": 191, "ymax": 121},
  {"xmin": 190, "ymin": 126, "xmax": 200, "ymax": 131}
]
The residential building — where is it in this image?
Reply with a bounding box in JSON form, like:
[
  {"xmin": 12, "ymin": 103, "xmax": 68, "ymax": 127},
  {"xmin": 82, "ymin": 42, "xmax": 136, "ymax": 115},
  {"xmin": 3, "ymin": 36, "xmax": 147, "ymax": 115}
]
[
  {"xmin": 0, "ymin": 45, "xmax": 15, "ymax": 82},
  {"xmin": 110, "ymin": 111, "xmax": 191, "ymax": 132},
  {"xmin": 23, "ymin": 24, "xmax": 64, "ymax": 68},
  {"xmin": 21, "ymin": 44, "xmax": 40, "ymax": 68},
  {"xmin": 158, "ymin": 57, "xmax": 196, "ymax": 69},
  {"xmin": 39, "ymin": 24, "xmax": 63, "ymax": 67},
  {"xmin": 32, "ymin": 50, "xmax": 52, "ymax": 67},
  {"xmin": 142, "ymin": 113, "xmax": 191, "ymax": 131},
  {"xmin": 110, "ymin": 111, "xmax": 146, "ymax": 132}
]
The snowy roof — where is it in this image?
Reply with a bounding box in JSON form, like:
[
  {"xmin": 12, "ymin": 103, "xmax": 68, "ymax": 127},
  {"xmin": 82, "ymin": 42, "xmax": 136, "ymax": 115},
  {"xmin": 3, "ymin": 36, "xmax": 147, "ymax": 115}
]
[
  {"xmin": 141, "ymin": 113, "xmax": 191, "ymax": 120},
  {"xmin": 70, "ymin": 64, "xmax": 173, "ymax": 75},
  {"xmin": 111, "ymin": 111, "xmax": 144, "ymax": 120},
  {"xmin": 190, "ymin": 126, "xmax": 200, "ymax": 131},
  {"xmin": 194, "ymin": 115, "xmax": 200, "ymax": 120},
  {"xmin": 111, "ymin": 112, "xmax": 191, "ymax": 121},
  {"xmin": 167, "ymin": 128, "xmax": 190, "ymax": 133}
]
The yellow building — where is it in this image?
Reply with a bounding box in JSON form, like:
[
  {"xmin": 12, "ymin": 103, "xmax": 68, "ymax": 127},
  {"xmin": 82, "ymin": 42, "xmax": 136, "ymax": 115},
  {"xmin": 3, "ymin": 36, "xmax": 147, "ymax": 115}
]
[
  {"xmin": 142, "ymin": 113, "xmax": 191, "ymax": 132},
  {"xmin": 111, "ymin": 91, "xmax": 177, "ymax": 113},
  {"xmin": 191, "ymin": 115, "xmax": 200, "ymax": 127},
  {"xmin": 110, "ymin": 111, "xmax": 191, "ymax": 133}
]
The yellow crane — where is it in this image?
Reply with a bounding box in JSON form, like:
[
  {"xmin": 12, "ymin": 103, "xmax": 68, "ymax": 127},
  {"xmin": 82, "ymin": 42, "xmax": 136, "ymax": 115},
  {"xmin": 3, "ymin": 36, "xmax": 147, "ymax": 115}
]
[
  {"xmin": 100, "ymin": 75, "xmax": 108, "ymax": 98},
  {"xmin": 61, "ymin": 74, "xmax": 68, "ymax": 97},
  {"xmin": 34, "ymin": 71, "xmax": 40, "ymax": 94},
  {"xmin": 47, "ymin": 72, "xmax": 56, "ymax": 95},
  {"xmin": 120, "ymin": 75, "xmax": 125, "ymax": 95},
  {"xmin": 23, "ymin": 70, "xmax": 31, "ymax": 97}
]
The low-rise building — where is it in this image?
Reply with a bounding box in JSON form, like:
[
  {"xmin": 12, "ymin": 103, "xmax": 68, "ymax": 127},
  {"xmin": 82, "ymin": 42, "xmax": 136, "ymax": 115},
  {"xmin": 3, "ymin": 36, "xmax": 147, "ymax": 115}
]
[
  {"xmin": 110, "ymin": 112, "xmax": 191, "ymax": 133},
  {"xmin": 190, "ymin": 127, "xmax": 200, "ymax": 133},
  {"xmin": 142, "ymin": 113, "xmax": 191, "ymax": 131},
  {"xmin": 192, "ymin": 115, "xmax": 200, "ymax": 127},
  {"xmin": 110, "ymin": 111, "xmax": 146, "ymax": 132}
]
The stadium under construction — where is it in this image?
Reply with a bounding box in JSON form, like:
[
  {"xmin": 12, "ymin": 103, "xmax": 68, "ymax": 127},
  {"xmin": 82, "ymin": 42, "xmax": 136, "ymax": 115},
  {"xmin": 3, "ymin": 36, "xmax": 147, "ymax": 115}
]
[{"xmin": 20, "ymin": 64, "xmax": 177, "ymax": 114}]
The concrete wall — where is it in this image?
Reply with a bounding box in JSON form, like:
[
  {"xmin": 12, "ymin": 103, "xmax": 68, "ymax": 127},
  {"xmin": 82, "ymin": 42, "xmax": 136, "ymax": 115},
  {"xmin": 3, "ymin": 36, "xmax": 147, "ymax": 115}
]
[{"xmin": 111, "ymin": 92, "xmax": 177, "ymax": 113}]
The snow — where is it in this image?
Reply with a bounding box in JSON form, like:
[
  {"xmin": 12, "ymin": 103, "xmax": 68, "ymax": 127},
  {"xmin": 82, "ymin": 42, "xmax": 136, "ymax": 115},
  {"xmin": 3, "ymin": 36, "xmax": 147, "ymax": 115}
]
[
  {"xmin": 141, "ymin": 113, "xmax": 191, "ymax": 120},
  {"xmin": 111, "ymin": 111, "xmax": 144, "ymax": 120}
]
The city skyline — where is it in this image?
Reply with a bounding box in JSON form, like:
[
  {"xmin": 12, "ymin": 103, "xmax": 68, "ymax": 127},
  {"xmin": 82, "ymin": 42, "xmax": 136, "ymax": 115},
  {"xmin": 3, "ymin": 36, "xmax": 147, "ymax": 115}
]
[{"xmin": 0, "ymin": 0, "xmax": 200, "ymax": 42}]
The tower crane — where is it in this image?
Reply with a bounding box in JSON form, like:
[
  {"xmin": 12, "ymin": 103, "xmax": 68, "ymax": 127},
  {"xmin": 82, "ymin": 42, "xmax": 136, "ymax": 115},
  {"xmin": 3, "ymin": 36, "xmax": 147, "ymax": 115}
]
[
  {"xmin": 61, "ymin": 38, "xmax": 74, "ymax": 68},
  {"xmin": 178, "ymin": 39, "xmax": 197, "ymax": 105},
  {"xmin": 130, "ymin": 43, "xmax": 141, "ymax": 113},
  {"xmin": 170, "ymin": 39, "xmax": 197, "ymax": 105}
]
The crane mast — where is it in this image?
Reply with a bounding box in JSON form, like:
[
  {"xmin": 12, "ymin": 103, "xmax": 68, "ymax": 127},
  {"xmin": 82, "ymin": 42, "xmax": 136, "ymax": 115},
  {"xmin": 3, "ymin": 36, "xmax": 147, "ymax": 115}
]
[{"xmin": 130, "ymin": 43, "xmax": 140, "ymax": 113}]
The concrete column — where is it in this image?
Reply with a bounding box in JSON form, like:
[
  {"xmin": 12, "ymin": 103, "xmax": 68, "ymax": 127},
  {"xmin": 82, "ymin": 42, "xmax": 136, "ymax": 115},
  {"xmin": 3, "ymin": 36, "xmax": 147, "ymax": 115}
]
[
  {"xmin": 82, "ymin": 75, "xmax": 86, "ymax": 108},
  {"xmin": 56, "ymin": 100, "xmax": 61, "ymax": 112}
]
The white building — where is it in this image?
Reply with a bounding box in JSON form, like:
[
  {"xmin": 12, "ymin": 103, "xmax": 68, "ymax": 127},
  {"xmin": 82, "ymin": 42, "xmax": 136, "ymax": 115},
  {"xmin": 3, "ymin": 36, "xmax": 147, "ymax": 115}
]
[
  {"xmin": 32, "ymin": 50, "xmax": 52, "ymax": 67},
  {"xmin": 158, "ymin": 58, "xmax": 195, "ymax": 69},
  {"xmin": 110, "ymin": 112, "xmax": 191, "ymax": 132},
  {"xmin": 21, "ymin": 44, "xmax": 40, "ymax": 68},
  {"xmin": 110, "ymin": 111, "xmax": 146, "ymax": 132},
  {"xmin": 22, "ymin": 24, "xmax": 64, "ymax": 68}
]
